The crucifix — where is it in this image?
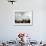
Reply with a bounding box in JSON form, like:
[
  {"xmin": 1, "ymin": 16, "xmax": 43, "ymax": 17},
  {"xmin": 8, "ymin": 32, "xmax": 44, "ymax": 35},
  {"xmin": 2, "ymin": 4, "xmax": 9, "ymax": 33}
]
[{"xmin": 8, "ymin": 0, "xmax": 16, "ymax": 4}]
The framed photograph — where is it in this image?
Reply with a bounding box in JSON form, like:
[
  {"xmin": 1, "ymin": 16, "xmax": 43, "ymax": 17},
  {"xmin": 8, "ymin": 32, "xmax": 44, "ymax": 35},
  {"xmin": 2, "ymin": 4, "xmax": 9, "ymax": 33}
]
[{"xmin": 14, "ymin": 10, "xmax": 33, "ymax": 26}]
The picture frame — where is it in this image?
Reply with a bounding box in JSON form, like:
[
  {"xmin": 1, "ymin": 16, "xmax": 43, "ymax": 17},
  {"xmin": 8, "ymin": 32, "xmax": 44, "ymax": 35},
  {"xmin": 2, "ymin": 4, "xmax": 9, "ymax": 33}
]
[{"xmin": 14, "ymin": 10, "xmax": 33, "ymax": 26}]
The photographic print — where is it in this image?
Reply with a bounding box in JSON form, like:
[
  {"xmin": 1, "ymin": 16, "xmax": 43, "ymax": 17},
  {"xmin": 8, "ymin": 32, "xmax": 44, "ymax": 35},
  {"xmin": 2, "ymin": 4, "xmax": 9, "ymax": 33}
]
[{"xmin": 14, "ymin": 11, "xmax": 33, "ymax": 25}]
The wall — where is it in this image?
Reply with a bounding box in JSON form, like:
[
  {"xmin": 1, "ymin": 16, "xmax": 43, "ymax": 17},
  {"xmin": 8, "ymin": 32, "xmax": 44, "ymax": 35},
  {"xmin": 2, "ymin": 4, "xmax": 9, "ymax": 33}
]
[{"xmin": 0, "ymin": 0, "xmax": 46, "ymax": 41}]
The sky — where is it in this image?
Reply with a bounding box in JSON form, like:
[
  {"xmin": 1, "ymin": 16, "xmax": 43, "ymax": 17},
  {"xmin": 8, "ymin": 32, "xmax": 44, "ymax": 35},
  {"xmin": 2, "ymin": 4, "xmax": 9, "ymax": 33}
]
[{"xmin": 15, "ymin": 11, "xmax": 32, "ymax": 20}]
